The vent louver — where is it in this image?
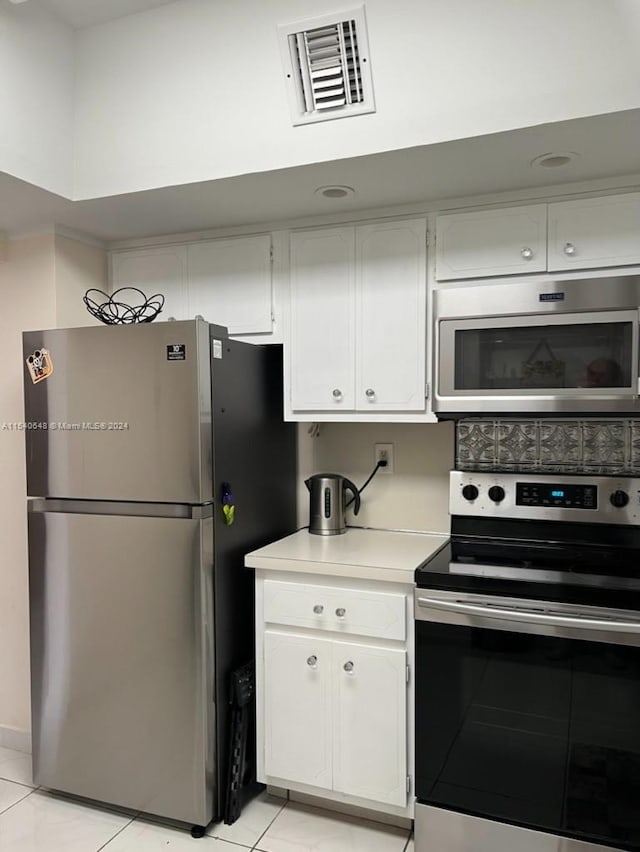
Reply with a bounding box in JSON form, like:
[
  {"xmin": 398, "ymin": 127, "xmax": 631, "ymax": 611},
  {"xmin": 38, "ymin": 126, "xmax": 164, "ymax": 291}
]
[{"xmin": 279, "ymin": 6, "xmax": 375, "ymax": 126}]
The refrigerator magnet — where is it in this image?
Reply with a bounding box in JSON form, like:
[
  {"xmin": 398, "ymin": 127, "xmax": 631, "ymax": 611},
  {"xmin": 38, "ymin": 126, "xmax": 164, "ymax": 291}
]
[
  {"xmin": 221, "ymin": 481, "xmax": 235, "ymax": 526},
  {"xmin": 26, "ymin": 349, "xmax": 54, "ymax": 384}
]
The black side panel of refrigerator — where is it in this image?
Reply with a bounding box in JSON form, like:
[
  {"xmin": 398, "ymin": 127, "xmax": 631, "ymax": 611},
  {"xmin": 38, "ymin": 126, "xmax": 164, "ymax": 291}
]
[{"xmin": 209, "ymin": 338, "xmax": 297, "ymax": 820}]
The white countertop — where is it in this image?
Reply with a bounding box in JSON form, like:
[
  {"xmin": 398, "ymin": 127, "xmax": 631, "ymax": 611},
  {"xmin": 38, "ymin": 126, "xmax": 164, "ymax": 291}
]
[{"xmin": 245, "ymin": 527, "xmax": 449, "ymax": 584}]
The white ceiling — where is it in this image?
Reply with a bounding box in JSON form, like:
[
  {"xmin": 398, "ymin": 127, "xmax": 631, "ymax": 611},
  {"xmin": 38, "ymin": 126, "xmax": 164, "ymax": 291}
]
[
  {"xmin": 1, "ymin": 109, "xmax": 640, "ymax": 244},
  {"xmin": 26, "ymin": 0, "xmax": 174, "ymax": 29}
]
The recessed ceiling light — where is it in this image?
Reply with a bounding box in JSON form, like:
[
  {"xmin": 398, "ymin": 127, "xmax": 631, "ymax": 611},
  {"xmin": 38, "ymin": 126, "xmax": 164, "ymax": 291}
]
[
  {"xmin": 314, "ymin": 185, "xmax": 356, "ymax": 199},
  {"xmin": 530, "ymin": 152, "xmax": 579, "ymax": 168}
]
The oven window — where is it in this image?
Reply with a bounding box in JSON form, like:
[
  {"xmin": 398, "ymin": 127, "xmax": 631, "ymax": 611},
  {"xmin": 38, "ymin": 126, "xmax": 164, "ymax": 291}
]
[
  {"xmin": 415, "ymin": 621, "xmax": 640, "ymax": 849},
  {"xmin": 454, "ymin": 322, "xmax": 633, "ymax": 390}
]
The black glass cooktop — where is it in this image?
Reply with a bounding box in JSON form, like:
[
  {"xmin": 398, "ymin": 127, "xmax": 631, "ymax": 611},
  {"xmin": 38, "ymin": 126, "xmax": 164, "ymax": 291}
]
[{"xmin": 416, "ymin": 517, "xmax": 640, "ymax": 611}]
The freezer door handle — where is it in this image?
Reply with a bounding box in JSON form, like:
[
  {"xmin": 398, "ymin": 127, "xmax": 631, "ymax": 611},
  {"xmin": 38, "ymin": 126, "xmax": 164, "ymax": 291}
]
[{"xmin": 27, "ymin": 499, "xmax": 214, "ymax": 519}]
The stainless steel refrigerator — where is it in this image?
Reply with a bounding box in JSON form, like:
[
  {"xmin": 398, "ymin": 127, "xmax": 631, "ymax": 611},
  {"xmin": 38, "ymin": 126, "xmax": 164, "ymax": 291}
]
[{"xmin": 23, "ymin": 319, "xmax": 296, "ymax": 830}]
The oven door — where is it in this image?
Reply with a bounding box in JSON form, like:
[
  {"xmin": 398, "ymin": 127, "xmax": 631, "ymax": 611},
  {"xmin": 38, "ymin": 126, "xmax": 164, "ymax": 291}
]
[{"xmin": 415, "ymin": 589, "xmax": 640, "ymax": 851}]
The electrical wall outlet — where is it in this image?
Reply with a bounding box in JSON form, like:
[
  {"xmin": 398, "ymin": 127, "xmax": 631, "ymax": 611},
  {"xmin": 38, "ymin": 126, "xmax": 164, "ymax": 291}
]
[{"xmin": 374, "ymin": 443, "xmax": 394, "ymax": 474}]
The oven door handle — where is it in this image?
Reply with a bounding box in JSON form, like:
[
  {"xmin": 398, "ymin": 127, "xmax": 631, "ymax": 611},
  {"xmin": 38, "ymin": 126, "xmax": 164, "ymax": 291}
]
[{"xmin": 416, "ymin": 595, "xmax": 640, "ymax": 638}]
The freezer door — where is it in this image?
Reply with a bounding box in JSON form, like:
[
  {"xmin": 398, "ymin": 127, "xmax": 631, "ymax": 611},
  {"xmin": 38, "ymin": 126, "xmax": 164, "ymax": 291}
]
[
  {"xmin": 23, "ymin": 320, "xmax": 214, "ymax": 502},
  {"xmin": 28, "ymin": 508, "xmax": 215, "ymax": 826}
]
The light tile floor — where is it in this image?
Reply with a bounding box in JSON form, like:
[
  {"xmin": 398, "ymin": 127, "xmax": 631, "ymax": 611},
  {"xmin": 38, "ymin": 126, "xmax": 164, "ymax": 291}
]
[{"xmin": 0, "ymin": 747, "xmax": 414, "ymax": 852}]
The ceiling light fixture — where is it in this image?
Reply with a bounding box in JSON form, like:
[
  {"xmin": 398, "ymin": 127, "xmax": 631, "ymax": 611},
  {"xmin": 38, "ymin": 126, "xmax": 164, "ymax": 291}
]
[
  {"xmin": 530, "ymin": 152, "xmax": 579, "ymax": 168},
  {"xmin": 314, "ymin": 185, "xmax": 355, "ymax": 199}
]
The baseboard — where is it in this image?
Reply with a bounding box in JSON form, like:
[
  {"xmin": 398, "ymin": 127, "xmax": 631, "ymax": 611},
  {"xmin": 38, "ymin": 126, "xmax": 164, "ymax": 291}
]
[
  {"xmin": 265, "ymin": 785, "xmax": 289, "ymax": 800},
  {"xmin": 288, "ymin": 791, "xmax": 412, "ymax": 830},
  {"xmin": 0, "ymin": 726, "xmax": 31, "ymax": 754}
]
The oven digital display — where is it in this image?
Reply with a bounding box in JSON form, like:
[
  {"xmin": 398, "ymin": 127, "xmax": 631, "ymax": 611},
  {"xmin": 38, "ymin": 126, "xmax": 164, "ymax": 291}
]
[{"xmin": 516, "ymin": 482, "xmax": 597, "ymax": 509}]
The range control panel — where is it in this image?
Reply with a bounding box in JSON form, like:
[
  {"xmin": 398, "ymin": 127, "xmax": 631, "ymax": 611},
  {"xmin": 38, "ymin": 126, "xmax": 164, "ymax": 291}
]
[
  {"xmin": 450, "ymin": 470, "xmax": 640, "ymax": 524},
  {"xmin": 516, "ymin": 482, "xmax": 597, "ymax": 510}
]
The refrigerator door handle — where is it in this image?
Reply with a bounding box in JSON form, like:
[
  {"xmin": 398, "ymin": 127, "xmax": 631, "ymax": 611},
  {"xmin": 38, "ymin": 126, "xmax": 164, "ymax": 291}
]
[{"xmin": 27, "ymin": 498, "xmax": 214, "ymax": 520}]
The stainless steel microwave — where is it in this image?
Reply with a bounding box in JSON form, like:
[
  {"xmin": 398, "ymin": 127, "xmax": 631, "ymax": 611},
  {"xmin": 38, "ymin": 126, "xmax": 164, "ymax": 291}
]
[{"xmin": 433, "ymin": 274, "xmax": 640, "ymax": 416}]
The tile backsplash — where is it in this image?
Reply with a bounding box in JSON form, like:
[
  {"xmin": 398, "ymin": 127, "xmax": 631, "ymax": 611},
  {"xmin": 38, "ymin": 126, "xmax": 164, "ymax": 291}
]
[{"xmin": 457, "ymin": 418, "xmax": 640, "ymax": 474}]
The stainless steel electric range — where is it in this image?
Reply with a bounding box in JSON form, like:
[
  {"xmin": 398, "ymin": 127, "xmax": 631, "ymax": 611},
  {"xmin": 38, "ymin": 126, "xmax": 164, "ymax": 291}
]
[{"xmin": 415, "ymin": 471, "xmax": 640, "ymax": 852}]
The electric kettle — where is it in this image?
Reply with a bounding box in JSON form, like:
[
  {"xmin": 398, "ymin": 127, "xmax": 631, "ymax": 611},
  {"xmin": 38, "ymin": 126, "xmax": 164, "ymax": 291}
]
[{"xmin": 305, "ymin": 473, "xmax": 361, "ymax": 536}]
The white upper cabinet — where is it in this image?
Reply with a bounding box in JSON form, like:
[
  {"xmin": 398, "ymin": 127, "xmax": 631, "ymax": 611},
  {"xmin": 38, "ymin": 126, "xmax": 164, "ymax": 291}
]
[
  {"xmin": 289, "ymin": 227, "xmax": 356, "ymax": 411},
  {"xmin": 111, "ymin": 246, "xmax": 189, "ymax": 321},
  {"xmin": 287, "ymin": 218, "xmax": 428, "ymax": 420},
  {"xmin": 356, "ymin": 221, "xmax": 426, "ymax": 410},
  {"xmin": 187, "ymin": 235, "xmax": 272, "ymax": 333},
  {"xmin": 436, "ymin": 192, "xmax": 640, "ymax": 282},
  {"xmin": 436, "ymin": 204, "xmax": 547, "ymax": 280},
  {"xmin": 110, "ymin": 234, "xmax": 273, "ymax": 336},
  {"xmin": 548, "ymin": 192, "xmax": 640, "ymax": 272}
]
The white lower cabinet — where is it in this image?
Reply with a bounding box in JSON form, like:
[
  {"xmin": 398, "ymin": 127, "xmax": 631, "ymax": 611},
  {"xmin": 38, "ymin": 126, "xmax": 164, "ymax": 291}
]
[
  {"xmin": 257, "ymin": 573, "xmax": 413, "ymax": 816},
  {"xmin": 264, "ymin": 631, "xmax": 333, "ymax": 790},
  {"xmin": 332, "ymin": 640, "xmax": 407, "ymax": 806},
  {"xmin": 264, "ymin": 631, "xmax": 407, "ymax": 807}
]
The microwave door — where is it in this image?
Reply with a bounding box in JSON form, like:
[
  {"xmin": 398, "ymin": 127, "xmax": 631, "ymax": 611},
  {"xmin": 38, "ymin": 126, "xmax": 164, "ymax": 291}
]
[{"xmin": 435, "ymin": 309, "xmax": 640, "ymax": 415}]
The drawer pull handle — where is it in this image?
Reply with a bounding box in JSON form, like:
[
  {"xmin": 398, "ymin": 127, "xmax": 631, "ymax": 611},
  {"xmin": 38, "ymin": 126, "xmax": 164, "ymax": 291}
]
[
  {"xmin": 343, "ymin": 661, "xmax": 354, "ymax": 673},
  {"xmin": 335, "ymin": 607, "xmax": 346, "ymax": 618},
  {"xmin": 564, "ymin": 242, "xmax": 576, "ymax": 256},
  {"xmin": 520, "ymin": 246, "xmax": 533, "ymax": 260},
  {"xmin": 307, "ymin": 655, "xmax": 318, "ymax": 668},
  {"xmin": 313, "ymin": 604, "xmax": 324, "ymax": 614}
]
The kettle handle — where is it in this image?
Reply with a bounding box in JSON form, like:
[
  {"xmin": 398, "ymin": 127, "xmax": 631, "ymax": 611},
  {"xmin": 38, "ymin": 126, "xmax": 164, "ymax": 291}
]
[{"xmin": 342, "ymin": 477, "xmax": 361, "ymax": 516}]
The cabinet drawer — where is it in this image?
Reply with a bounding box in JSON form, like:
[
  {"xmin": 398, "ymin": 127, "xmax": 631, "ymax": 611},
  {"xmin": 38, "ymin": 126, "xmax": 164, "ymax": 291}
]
[{"xmin": 263, "ymin": 580, "xmax": 406, "ymax": 641}]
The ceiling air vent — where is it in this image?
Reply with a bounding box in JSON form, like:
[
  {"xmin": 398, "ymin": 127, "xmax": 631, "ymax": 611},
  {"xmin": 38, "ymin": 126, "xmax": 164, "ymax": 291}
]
[{"xmin": 278, "ymin": 6, "xmax": 375, "ymax": 126}]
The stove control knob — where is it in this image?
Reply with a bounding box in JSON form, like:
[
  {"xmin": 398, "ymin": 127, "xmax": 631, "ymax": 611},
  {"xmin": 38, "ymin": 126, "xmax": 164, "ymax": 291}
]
[
  {"xmin": 610, "ymin": 490, "xmax": 629, "ymax": 508},
  {"xmin": 488, "ymin": 485, "xmax": 506, "ymax": 503},
  {"xmin": 462, "ymin": 484, "xmax": 479, "ymax": 501}
]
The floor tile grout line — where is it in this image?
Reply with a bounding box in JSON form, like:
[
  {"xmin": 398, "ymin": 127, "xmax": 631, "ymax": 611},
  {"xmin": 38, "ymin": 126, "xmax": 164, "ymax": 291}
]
[
  {"xmin": 0, "ymin": 785, "xmax": 36, "ymax": 818},
  {"xmin": 249, "ymin": 797, "xmax": 289, "ymax": 851},
  {"xmin": 94, "ymin": 814, "xmax": 138, "ymax": 852},
  {"xmin": 0, "ymin": 774, "xmax": 37, "ymax": 790}
]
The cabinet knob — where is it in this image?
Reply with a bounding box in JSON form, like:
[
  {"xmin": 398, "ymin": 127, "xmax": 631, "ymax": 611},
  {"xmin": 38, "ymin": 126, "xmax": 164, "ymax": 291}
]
[
  {"xmin": 343, "ymin": 661, "xmax": 354, "ymax": 673},
  {"xmin": 335, "ymin": 607, "xmax": 346, "ymax": 618},
  {"xmin": 332, "ymin": 388, "xmax": 343, "ymax": 401},
  {"xmin": 313, "ymin": 604, "xmax": 324, "ymax": 614},
  {"xmin": 564, "ymin": 242, "xmax": 576, "ymax": 256},
  {"xmin": 307, "ymin": 655, "xmax": 318, "ymax": 668},
  {"xmin": 520, "ymin": 247, "xmax": 534, "ymax": 260},
  {"xmin": 365, "ymin": 388, "xmax": 376, "ymax": 399}
]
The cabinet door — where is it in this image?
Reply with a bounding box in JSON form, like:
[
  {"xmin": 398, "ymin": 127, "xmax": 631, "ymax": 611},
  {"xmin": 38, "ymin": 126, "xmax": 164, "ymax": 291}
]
[
  {"xmin": 187, "ymin": 235, "xmax": 272, "ymax": 334},
  {"xmin": 263, "ymin": 631, "xmax": 332, "ymax": 789},
  {"xmin": 333, "ymin": 642, "xmax": 407, "ymax": 806},
  {"xmin": 111, "ymin": 247, "xmax": 188, "ymax": 321},
  {"xmin": 289, "ymin": 228, "xmax": 356, "ymax": 411},
  {"xmin": 436, "ymin": 204, "xmax": 547, "ymax": 280},
  {"xmin": 548, "ymin": 193, "xmax": 640, "ymax": 271},
  {"xmin": 357, "ymin": 219, "xmax": 426, "ymax": 410}
]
